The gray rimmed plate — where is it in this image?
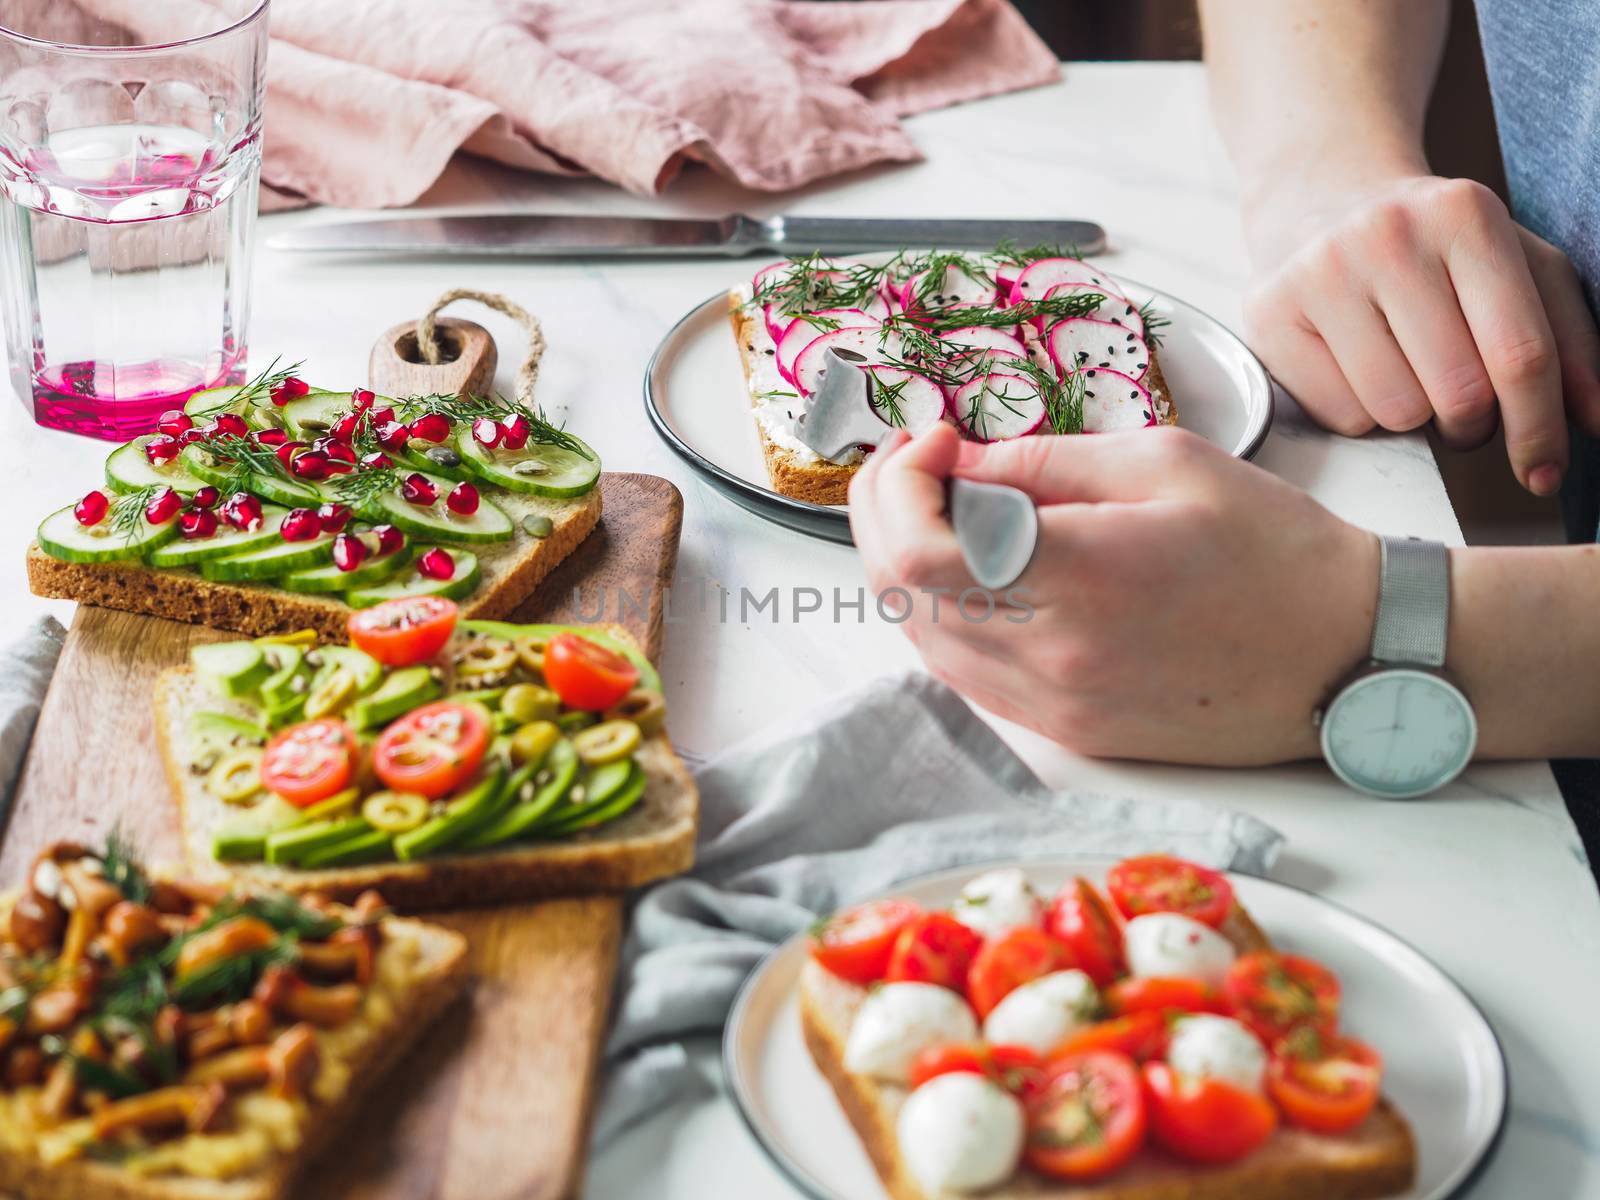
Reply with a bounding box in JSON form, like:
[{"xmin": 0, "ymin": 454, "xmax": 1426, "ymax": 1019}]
[
  {"xmin": 723, "ymin": 856, "xmax": 1506, "ymax": 1200},
  {"xmin": 644, "ymin": 279, "xmax": 1274, "ymax": 544}
]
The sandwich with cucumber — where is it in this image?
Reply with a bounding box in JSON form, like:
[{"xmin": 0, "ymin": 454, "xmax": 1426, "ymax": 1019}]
[
  {"xmin": 154, "ymin": 596, "xmax": 697, "ymax": 910},
  {"xmin": 27, "ymin": 366, "xmax": 603, "ymax": 640}
]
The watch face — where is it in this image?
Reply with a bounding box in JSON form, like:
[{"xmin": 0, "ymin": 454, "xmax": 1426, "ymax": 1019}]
[{"xmin": 1321, "ymin": 669, "xmax": 1477, "ymax": 799}]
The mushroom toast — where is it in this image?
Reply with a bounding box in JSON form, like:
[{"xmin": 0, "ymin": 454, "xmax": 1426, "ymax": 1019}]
[
  {"xmin": 0, "ymin": 840, "xmax": 466, "ymax": 1200},
  {"xmin": 799, "ymin": 856, "xmax": 1416, "ymax": 1200},
  {"xmin": 729, "ymin": 246, "xmax": 1176, "ymax": 505},
  {"xmin": 28, "ymin": 368, "xmax": 602, "ymax": 640},
  {"xmin": 154, "ymin": 598, "xmax": 698, "ymax": 910}
]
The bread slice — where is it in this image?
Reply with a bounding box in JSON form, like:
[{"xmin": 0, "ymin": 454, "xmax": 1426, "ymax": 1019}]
[
  {"xmin": 730, "ymin": 292, "xmax": 1180, "ymax": 507},
  {"xmin": 151, "ymin": 630, "xmax": 698, "ymax": 911},
  {"xmin": 0, "ymin": 912, "xmax": 468, "ymax": 1200},
  {"xmin": 26, "ymin": 486, "xmax": 602, "ymax": 642},
  {"xmin": 799, "ymin": 902, "xmax": 1417, "ymax": 1200}
]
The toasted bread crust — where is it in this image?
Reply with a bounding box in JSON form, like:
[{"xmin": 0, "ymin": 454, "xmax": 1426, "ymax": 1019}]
[
  {"xmin": 26, "ymin": 486, "xmax": 603, "ymax": 641},
  {"xmin": 799, "ymin": 901, "xmax": 1416, "ymax": 1200},
  {"xmin": 0, "ymin": 919, "xmax": 468, "ymax": 1200}
]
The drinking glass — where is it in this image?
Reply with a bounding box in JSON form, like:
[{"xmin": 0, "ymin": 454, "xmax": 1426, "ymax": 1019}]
[{"xmin": 0, "ymin": 0, "xmax": 268, "ymax": 440}]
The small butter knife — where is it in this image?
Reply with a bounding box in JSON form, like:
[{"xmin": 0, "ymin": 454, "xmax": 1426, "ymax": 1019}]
[{"xmin": 798, "ymin": 350, "xmax": 1039, "ymax": 590}]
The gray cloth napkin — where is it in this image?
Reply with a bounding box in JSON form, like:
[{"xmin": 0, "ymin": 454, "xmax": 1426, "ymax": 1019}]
[
  {"xmin": 0, "ymin": 617, "xmax": 65, "ymax": 826},
  {"xmin": 593, "ymin": 672, "xmax": 1284, "ymax": 1147}
]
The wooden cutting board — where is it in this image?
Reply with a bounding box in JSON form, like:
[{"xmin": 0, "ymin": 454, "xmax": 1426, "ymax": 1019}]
[{"xmin": 0, "ymin": 471, "xmax": 685, "ymax": 1200}]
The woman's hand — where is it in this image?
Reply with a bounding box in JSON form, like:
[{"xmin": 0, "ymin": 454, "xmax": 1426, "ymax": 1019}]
[
  {"xmin": 848, "ymin": 424, "xmax": 1378, "ymax": 766},
  {"xmin": 1242, "ymin": 172, "xmax": 1600, "ymax": 495}
]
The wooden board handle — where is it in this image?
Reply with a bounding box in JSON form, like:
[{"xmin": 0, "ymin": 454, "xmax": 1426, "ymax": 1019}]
[{"xmin": 370, "ymin": 317, "xmax": 497, "ymax": 399}]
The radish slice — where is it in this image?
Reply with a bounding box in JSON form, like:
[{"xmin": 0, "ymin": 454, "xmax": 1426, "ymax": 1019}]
[
  {"xmin": 952, "ymin": 373, "xmax": 1047, "ymax": 442},
  {"xmin": 903, "ymin": 262, "xmax": 999, "ymax": 314},
  {"xmin": 758, "ymin": 265, "xmax": 850, "ymax": 340},
  {"xmin": 993, "ymin": 261, "xmax": 1022, "ymax": 297},
  {"xmin": 940, "ymin": 326, "xmax": 1026, "ymax": 356},
  {"xmin": 864, "ymin": 367, "xmax": 947, "ymax": 435},
  {"xmin": 946, "ymin": 346, "xmax": 1030, "ymax": 380},
  {"xmin": 1047, "ymin": 318, "xmax": 1150, "ymax": 382},
  {"xmin": 793, "ymin": 327, "xmax": 906, "ymax": 395},
  {"xmin": 1038, "ymin": 283, "xmax": 1144, "ymax": 338},
  {"xmin": 1010, "ymin": 257, "xmax": 1117, "ymax": 304},
  {"xmin": 776, "ymin": 308, "xmax": 879, "ymax": 382},
  {"xmin": 1080, "ymin": 368, "xmax": 1158, "ymax": 432}
]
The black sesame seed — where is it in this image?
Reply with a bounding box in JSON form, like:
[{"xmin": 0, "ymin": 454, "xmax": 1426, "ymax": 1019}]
[
  {"xmin": 1086, "ymin": 390, "xmax": 1096, "ymax": 398},
  {"xmin": 1085, "ymin": 370, "xmax": 1097, "ymax": 377},
  {"xmin": 1125, "ymin": 332, "xmax": 1136, "ymax": 341},
  {"xmin": 1130, "ymin": 390, "xmax": 1140, "ymax": 399},
  {"xmin": 765, "ymin": 348, "xmax": 775, "ymax": 356}
]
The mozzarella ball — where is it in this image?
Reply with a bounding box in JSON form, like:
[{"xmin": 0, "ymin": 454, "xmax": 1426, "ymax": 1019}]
[
  {"xmin": 1167, "ymin": 1015, "xmax": 1268, "ymax": 1093},
  {"xmin": 1123, "ymin": 913, "xmax": 1237, "ymax": 987},
  {"xmin": 981, "ymin": 969, "xmax": 1098, "ymax": 1055},
  {"xmin": 950, "ymin": 868, "xmax": 1044, "ymax": 940},
  {"xmin": 898, "ymin": 1073, "xmax": 1024, "ymax": 1194},
  {"xmin": 843, "ymin": 983, "xmax": 979, "ymax": 1083}
]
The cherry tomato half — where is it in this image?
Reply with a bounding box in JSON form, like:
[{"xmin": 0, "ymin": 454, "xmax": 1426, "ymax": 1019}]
[
  {"xmin": 543, "ymin": 633, "xmax": 641, "ymax": 711},
  {"xmin": 1224, "ymin": 952, "xmax": 1341, "ymax": 1044},
  {"xmin": 1045, "ymin": 877, "xmax": 1124, "ymax": 987},
  {"xmin": 966, "ymin": 927, "xmax": 1077, "ymax": 1018},
  {"xmin": 808, "ymin": 898, "xmax": 921, "ymax": 984},
  {"xmin": 1106, "ymin": 855, "xmax": 1235, "ymax": 928},
  {"xmin": 908, "ymin": 1042, "xmax": 1047, "ymax": 1099},
  {"xmin": 1143, "ymin": 1061, "xmax": 1277, "ymax": 1165},
  {"xmin": 1105, "ymin": 976, "xmax": 1228, "ymax": 1018},
  {"xmin": 347, "ymin": 596, "xmax": 458, "ymax": 667},
  {"xmin": 1268, "ymin": 1030, "xmax": 1382, "ymax": 1134},
  {"xmin": 372, "ymin": 702, "xmax": 491, "ymax": 799},
  {"xmin": 261, "ymin": 719, "xmax": 357, "ymax": 808},
  {"xmin": 1049, "ymin": 1011, "xmax": 1168, "ymax": 1063},
  {"xmin": 885, "ymin": 912, "xmax": 984, "ymax": 992},
  {"xmin": 1025, "ymin": 1051, "xmax": 1147, "ymax": 1181}
]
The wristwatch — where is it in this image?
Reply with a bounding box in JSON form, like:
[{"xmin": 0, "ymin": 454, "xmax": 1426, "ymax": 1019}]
[{"xmin": 1316, "ymin": 535, "xmax": 1477, "ymax": 799}]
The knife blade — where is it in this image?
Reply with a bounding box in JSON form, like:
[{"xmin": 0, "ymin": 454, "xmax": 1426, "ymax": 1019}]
[{"xmin": 266, "ymin": 213, "xmax": 1106, "ymax": 258}]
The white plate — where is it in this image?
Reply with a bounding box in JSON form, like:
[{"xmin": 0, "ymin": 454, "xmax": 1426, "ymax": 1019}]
[
  {"xmin": 644, "ymin": 280, "xmax": 1274, "ymax": 543},
  {"xmin": 724, "ymin": 857, "xmax": 1506, "ymax": 1200}
]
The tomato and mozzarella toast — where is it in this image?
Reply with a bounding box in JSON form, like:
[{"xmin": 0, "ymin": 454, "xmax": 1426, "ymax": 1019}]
[
  {"xmin": 730, "ymin": 249, "xmax": 1178, "ymax": 505},
  {"xmin": 799, "ymin": 857, "xmax": 1416, "ymax": 1200}
]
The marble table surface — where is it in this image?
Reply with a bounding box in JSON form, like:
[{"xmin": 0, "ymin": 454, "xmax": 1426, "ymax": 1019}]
[{"xmin": 2, "ymin": 61, "xmax": 1595, "ymax": 1198}]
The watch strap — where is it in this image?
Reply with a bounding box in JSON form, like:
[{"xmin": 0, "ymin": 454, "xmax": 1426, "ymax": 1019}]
[{"xmin": 1371, "ymin": 536, "xmax": 1450, "ymax": 668}]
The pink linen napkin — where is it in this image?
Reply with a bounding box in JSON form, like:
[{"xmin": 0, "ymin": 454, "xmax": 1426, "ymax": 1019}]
[{"xmin": 71, "ymin": 0, "xmax": 1058, "ymax": 207}]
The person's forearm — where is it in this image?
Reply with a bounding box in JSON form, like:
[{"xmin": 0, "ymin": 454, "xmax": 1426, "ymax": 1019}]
[
  {"xmin": 1451, "ymin": 545, "xmax": 1600, "ymax": 758},
  {"xmin": 1198, "ymin": 0, "xmax": 1448, "ymax": 214}
]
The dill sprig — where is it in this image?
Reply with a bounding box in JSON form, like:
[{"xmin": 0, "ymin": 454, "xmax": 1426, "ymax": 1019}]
[
  {"xmin": 187, "ymin": 431, "xmax": 293, "ymax": 498},
  {"xmin": 171, "ymin": 939, "xmax": 300, "ymax": 1009},
  {"xmin": 109, "ymin": 485, "xmax": 162, "ymax": 542},
  {"xmin": 1138, "ymin": 299, "xmax": 1169, "ymax": 347},
  {"xmin": 38, "ymin": 1034, "xmax": 148, "ymax": 1099},
  {"xmin": 394, "ymin": 393, "xmax": 596, "ymax": 461},
  {"xmin": 102, "ymin": 828, "xmax": 151, "ymax": 905},
  {"xmin": 988, "ymin": 239, "xmax": 1082, "ymax": 269},
  {"xmin": 331, "ymin": 465, "xmax": 400, "ymax": 511},
  {"xmin": 233, "ymin": 357, "xmax": 305, "ymax": 411},
  {"xmin": 870, "ymin": 373, "xmax": 912, "ymax": 428}
]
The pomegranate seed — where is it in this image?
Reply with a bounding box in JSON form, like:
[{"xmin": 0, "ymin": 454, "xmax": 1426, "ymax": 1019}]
[
  {"xmin": 350, "ymin": 388, "xmax": 376, "ymax": 412},
  {"xmin": 256, "ymin": 428, "xmax": 287, "ymax": 447},
  {"xmin": 446, "ymin": 482, "xmax": 480, "ymax": 515},
  {"xmin": 373, "ymin": 524, "xmax": 405, "ymax": 555},
  {"xmin": 280, "ymin": 509, "xmax": 322, "ymax": 541},
  {"xmin": 212, "ymin": 412, "xmax": 249, "ymax": 438},
  {"xmin": 144, "ymin": 435, "xmax": 181, "ymax": 465},
  {"xmin": 374, "ymin": 421, "xmax": 410, "ymax": 452},
  {"xmin": 191, "ymin": 486, "xmax": 220, "ymax": 509},
  {"xmin": 145, "ymin": 488, "xmax": 181, "ymax": 525},
  {"xmin": 74, "ymin": 490, "xmax": 109, "ymax": 527},
  {"xmin": 330, "ymin": 412, "xmax": 362, "ymax": 442},
  {"xmin": 221, "ymin": 492, "xmax": 263, "ymax": 530},
  {"xmin": 408, "ymin": 413, "xmax": 451, "ymax": 444},
  {"xmin": 472, "ymin": 417, "xmax": 502, "ymax": 448},
  {"xmin": 178, "ymin": 428, "xmax": 205, "ymax": 446},
  {"xmin": 157, "ymin": 409, "xmax": 193, "ymax": 436},
  {"xmin": 291, "ymin": 451, "xmax": 330, "ymax": 481},
  {"xmin": 417, "ymin": 547, "xmax": 456, "ymax": 580},
  {"xmin": 179, "ymin": 508, "xmax": 219, "ymax": 540},
  {"xmin": 360, "ymin": 451, "xmax": 394, "ymax": 470},
  {"xmin": 270, "ymin": 377, "xmax": 310, "ymax": 406},
  {"xmin": 316, "ymin": 502, "xmax": 352, "ymax": 533},
  {"xmin": 501, "ymin": 414, "xmax": 531, "ymax": 450},
  {"xmin": 401, "ymin": 473, "xmax": 438, "ymax": 506},
  {"xmin": 332, "ymin": 533, "xmax": 367, "ymax": 572},
  {"xmin": 274, "ymin": 440, "xmax": 306, "ymax": 469},
  {"xmin": 313, "ymin": 438, "xmax": 357, "ymax": 464},
  {"xmin": 368, "ymin": 406, "xmax": 395, "ymax": 426}
]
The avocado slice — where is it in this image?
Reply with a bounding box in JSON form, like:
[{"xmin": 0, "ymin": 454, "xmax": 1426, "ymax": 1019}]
[
  {"xmin": 191, "ymin": 641, "xmax": 272, "ymax": 699},
  {"xmin": 257, "ymin": 644, "xmax": 306, "ymax": 709},
  {"xmin": 307, "ymin": 645, "xmax": 384, "ymax": 695},
  {"xmin": 348, "ymin": 666, "xmax": 441, "ymax": 730}
]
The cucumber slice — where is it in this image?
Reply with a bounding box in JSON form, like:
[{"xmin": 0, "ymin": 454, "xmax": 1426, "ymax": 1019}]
[
  {"xmin": 279, "ymin": 389, "xmax": 357, "ymax": 439},
  {"xmin": 345, "ymin": 549, "xmax": 481, "ymax": 607},
  {"xmin": 455, "ymin": 429, "xmax": 600, "ymax": 498},
  {"xmin": 146, "ymin": 506, "xmax": 288, "ymax": 567},
  {"xmin": 36, "ymin": 503, "xmax": 180, "ymax": 564},
  {"xmin": 374, "ymin": 472, "xmax": 513, "ymax": 544},
  {"xmin": 200, "ymin": 534, "xmax": 334, "ymax": 582},
  {"xmin": 191, "ymin": 641, "xmax": 272, "ymax": 698},
  {"xmin": 395, "ymin": 445, "xmax": 470, "ymax": 481},
  {"xmin": 105, "ymin": 438, "xmax": 207, "ymax": 496},
  {"xmin": 185, "ymin": 386, "xmax": 245, "ymax": 420},
  {"xmin": 280, "ymin": 543, "xmax": 413, "ymax": 594},
  {"xmin": 180, "ymin": 444, "xmax": 324, "ymax": 509}
]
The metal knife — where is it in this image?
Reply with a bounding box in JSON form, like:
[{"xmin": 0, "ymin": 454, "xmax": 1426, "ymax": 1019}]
[
  {"xmin": 798, "ymin": 350, "xmax": 1038, "ymax": 589},
  {"xmin": 267, "ymin": 213, "xmax": 1106, "ymax": 258}
]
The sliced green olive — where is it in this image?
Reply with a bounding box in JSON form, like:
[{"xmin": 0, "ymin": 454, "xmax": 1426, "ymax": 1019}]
[
  {"xmin": 362, "ymin": 791, "xmax": 430, "ymax": 834},
  {"xmin": 502, "ymin": 683, "xmax": 561, "ymax": 725},
  {"xmin": 510, "ymin": 720, "xmax": 562, "ymax": 767},
  {"xmin": 456, "ymin": 637, "xmax": 517, "ymax": 679},
  {"xmin": 604, "ymin": 688, "xmax": 667, "ymax": 738},
  {"xmin": 572, "ymin": 719, "xmax": 641, "ymax": 766},
  {"xmin": 304, "ymin": 667, "xmax": 358, "ymax": 720},
  {"xmin": 255, "ymin": 629, "xmax": 318, "ymax": 648},
  {"xmin": 208, "ymin": 749, "xmax": 264, "ymax": 805},
  {"xmin": 300, "ymin": 787, "xmax": 361, "ymax": 823},
  {"xmin": 513, "ymin": 633, "xmax": 552, "ymax": 675}
]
